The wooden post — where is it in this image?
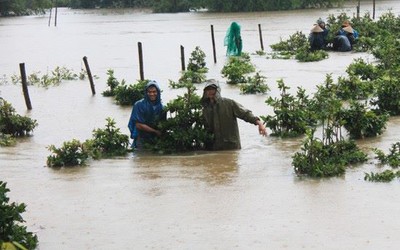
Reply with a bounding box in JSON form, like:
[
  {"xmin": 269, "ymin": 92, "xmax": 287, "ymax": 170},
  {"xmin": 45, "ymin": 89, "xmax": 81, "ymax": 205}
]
[
  {"xmin": 82, "ymin": 56, "xmax": 96, "ymax": 95},
  {"xmin": 138, "ymin": 42, "xmax": 144, "ymax": 81},
  {"xmin": 357, "ymin": 0, "xmax": 360, "ymax": 19},
  {"xmin": 48, "ymin": 7, "xmax": 52, "ymax": 27},
  {"xmin": 180, "ymin": 45, "xmax": 185, "ymax": 71},
  {"xmin": 258, "ymin": 24, "xmax": 264, "ymax": 51},
  {"xmin": 372, "ymin": 0, "xmax": 376, "ymax": 19},
  {"xmin": 54, "ymin": 4, "xmax": 58, "ymax": 27},
  {"xmin": 19, "ymin": 63, "xmax": 32, "ymax": 110},
  {"xmin": 211, "ymin": 25, "xmax": 217, "ymax": 63}
]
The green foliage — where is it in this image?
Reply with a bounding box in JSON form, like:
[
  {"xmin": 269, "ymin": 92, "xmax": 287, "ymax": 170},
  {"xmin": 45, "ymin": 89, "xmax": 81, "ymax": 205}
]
[
  {"xmin": 261, "ymin": 79, "xmax": 314, "ymax": 137},
  {"xmin": 171, "ymin": 46, "xmax": 209, "ymax": 87},
  {"xmin": 149, "ymin": 84, "xmax": 213, "ymax": 154},
  {"xmin": 11, "ymin": 66, "xmax": 80, "ymax": 87},
  {"xmin": 0, "ymin": 181, "xmax": 38, "ymax": 250},
  {"xmin": 374, "ymin": 142, "xmax": 400, "ymax": 168},
  {"xmin": 102, "ymin": 70, "xmax": 147, "ymax": 106},
  {"xmin": 364, "ymin": 170, "xmax": 400, "ymax": 182},
  {"xmin": 0, "ymin": 0, "xmax": 51, "ymax": 16},
  {"xmin": 270, "ymin": 31, "xmax": 328, "ymax": 62},
  {"xmin": 239, "ymin": 72, "xmax": 269, "ymax": 95},
  {"xmin": 371, "ymin": 75, "xmax": 400, "ymax": 115},
  {"xmin": 335, "ymin": 58, "xmax": 377, "ymax": 100},
  {"xmin": 295, "ymin": 47, "xmax": 328, "ymax": 62},
  {"xmin": 84, "ymin": 118, "xmax": 130, "ymax": 159},
  {"xmin": 340, "ymin": 101, "xmax": 388, "ymax": 139},
  {"xmin": 114, "ymin": 80, "xmax": 147, "ymax": 106},
  {"xmin": 102, "ymin": 69, "xmax": 119, "ymax": 97},
  {"xmin": 309, "ymin": 74, "xmax": 344, "ymax": 144},
  {"xmin": 293, "ymin": 129, "xmax": 367, "ymax": 177},
  {"xmin": 270, "ymin": 31, "xmax": 308, "ymax": 55},
  {"xmin": 46, "ymin": 139, "xmax": 89, "ymax": 167},
  {"xmin": 366, "ymin": 142, "xmax": 400, "ymax": 182},
  {"xmin": 221, "ymin": 53, "xmax": 255, "ymax": 84},
  {"xmin": 47, "ymin": 118, "xmax": 131, "ymax": 166},
  {"xmin": 0, "ymin": 99, "xmax": 37, "ymax": 137},
  {"xmin": 0, "ymin": 134, "xmax": 16, "ymax": 147}
]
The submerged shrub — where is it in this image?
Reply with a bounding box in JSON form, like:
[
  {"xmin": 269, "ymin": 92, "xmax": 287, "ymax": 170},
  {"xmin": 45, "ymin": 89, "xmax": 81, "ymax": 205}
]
[
  {"xmin": 84, "ymin": 118, "xmax": 130, "ymax": 159},
  {"xmin": 239, "ymin": 72, "xmax": 269, "ymax": 94},
  {"xmin": 46, "ymin": 139, "xmax": 89, "ymax": 167},
  {"xmin": 11, "ymin": 66, "xmax": 80, "ymax": 87},
  {"xmin": 102, "ymin": 70, "xmax": 147, "ymax": 106},
  {"xmin": 340, "ymin": 101, "xmax": 389, "ymax": 139},
  {"xmin": 221, "ymin": 53, "xmax": 255, "ymax": 84},
  {"xmin": 261, "ymin": 79, "xmax": 314, "ymax": 137},
  {"xmin": 0, "ymin": 99, "xmax": 37, "ymax": 137},
  {"xmin": 148, "ymin": 83, "xmax": 213, "ymax": 154},
  {"xmin": 0, "ymin": 181, "xmax": 38, "ymax": 250},
  {"xmin": 293, "ymin": 129, "xmax": 367, "ymax": 178}
]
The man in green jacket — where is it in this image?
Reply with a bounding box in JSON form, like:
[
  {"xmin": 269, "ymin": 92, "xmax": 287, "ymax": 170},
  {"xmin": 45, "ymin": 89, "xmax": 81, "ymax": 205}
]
[{"xmin": 201, "ymin": 81, "xmax": 266, "ymax": 150}]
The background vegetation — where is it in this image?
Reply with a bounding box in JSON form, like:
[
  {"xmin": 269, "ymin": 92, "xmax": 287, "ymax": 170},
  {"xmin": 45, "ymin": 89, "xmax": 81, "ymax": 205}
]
[{"xmin": 0, "ymin": 0, "xmax": 348, "ymax": 16}]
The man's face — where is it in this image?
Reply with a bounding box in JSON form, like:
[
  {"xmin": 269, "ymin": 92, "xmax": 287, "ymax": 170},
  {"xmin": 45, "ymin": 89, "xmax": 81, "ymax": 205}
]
[
  {"xmin": 147, "ymin": 86, "xmax": 158, "ymax": 102},
  {"xmin": 205, "ymin": 87, "xmax": 217, "ymax": 101}
]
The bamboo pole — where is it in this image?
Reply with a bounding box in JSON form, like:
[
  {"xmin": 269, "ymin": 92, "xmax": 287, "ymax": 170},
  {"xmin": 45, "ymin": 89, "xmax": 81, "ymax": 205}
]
[
  {"xmin": 373, "ymin": 0, "xmax": 376, "ymax": 19},
  {"xmin": 138, "ymin": 42, "xmax": 144, "ymax": 81},
  {"xmin": 180, "ymin": 45, "xmax": 185, "ymax": 71},
  {"xmin": 210, "ymin": 25, "xmax": 217, "ymax": 63},
  {"xmin": 258, "ymin": 24, "xmax": 264, "ymax": 51},
  {"xmin": 19, "ymin": 63, "xmax": 32, "ymax": 110},
  {"xmin": 82, "ymin": 56, "xmax": 96, "ymax": 95},
  {"xmin": 48, "ymin": 7, "xmax": 52, "ymax": 27}
]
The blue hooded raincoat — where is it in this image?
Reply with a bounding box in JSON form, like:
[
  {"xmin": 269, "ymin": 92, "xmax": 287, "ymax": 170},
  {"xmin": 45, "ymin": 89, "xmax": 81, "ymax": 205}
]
[{"xmin": 128, "ymin": 81, "xmax": 165, "ymax": 147}]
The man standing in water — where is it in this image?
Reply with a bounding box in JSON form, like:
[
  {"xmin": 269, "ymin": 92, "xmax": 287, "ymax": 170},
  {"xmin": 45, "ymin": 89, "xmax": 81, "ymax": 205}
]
[
  {"xmin": 128, "ymin": 80, "xmax": 165, "ymax": 148},
  {"xmin": 201, "ymin": 80, "xmax": 266, "ymax": 150}
]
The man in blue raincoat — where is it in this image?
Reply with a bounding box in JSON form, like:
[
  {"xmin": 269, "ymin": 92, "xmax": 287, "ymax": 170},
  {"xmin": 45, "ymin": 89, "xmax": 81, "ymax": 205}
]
[{"xmin": 128, "ymin": 81, "xmax": 166, "ymax": 148}]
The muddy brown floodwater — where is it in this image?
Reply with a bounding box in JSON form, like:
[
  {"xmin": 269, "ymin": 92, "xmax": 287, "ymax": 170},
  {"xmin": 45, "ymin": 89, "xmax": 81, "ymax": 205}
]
[{"xmin": 1, "ymin": 1, "xmax": 400, "ymax": 249}]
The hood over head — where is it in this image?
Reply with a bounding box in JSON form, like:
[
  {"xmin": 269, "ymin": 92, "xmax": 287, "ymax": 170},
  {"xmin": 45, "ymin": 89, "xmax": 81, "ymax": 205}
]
[
  {"xmin": 144, "ymin": 80, "xmax": 162, "ymax": 104},
  {"xmin": 201, "ymin": 79, "xmax": 221, "ymax": 104}
]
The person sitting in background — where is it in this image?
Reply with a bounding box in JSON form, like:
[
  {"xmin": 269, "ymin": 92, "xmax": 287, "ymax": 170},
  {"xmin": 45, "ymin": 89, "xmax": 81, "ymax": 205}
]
[
  {"xmin": 128, "ymin": 80, "xmax": 166, "ymax": 148},
  {"xmin": 309, "ymin": 24, "xmax": 326, "ymax": 51},
  {"xmin": 333, "ymin": 20, "xmax": 359, "ymax": 52}
]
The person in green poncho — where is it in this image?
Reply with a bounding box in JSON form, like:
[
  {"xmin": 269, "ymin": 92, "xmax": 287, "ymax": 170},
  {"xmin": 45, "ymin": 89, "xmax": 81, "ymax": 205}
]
[
  {"xmin": 224, "ymin": 22, "xmax": 242, "ymax": 56},
  {"xmin": 201, "ymin": 80, "xmax": 267, "ymax": 150}
]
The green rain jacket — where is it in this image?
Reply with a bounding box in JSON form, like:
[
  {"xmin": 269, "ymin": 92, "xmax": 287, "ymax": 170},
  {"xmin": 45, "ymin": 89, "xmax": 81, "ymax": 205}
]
[{"xmin": 201, "ymin": 81, "xmax": 260, "ymax": 150}]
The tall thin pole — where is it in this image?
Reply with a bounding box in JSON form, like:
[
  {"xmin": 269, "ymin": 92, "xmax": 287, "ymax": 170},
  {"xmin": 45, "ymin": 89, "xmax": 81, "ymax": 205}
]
[
  {"xmin": 54, "ymin": 0, "xmax": 58, "ymax": 27},
  {"xmin": 373, "ymin": 0, "xmax": 376, "ymax": 19},
  {"xmin": 48, "ymin": 7, "xmax": 52, "ymax": 27},
  {"xmin": 258, "ymin": 24, "xmax": 264, "ymax": 51},
  {"xmin": 138, "ymin": 42, "xmax": 144, "ymax": 81},
  {"xmin": 19, "ymin": 63, "xmax": 32, "ymax": 110},
  {"xmin": 211, "ymin": 25, "xmax": 217, "ymax": 63},
  {"xmin": 180, "ymin": 45, "xmax": 185, "ymax": 71},
  {"xmin": 83, "ymin": 56, "xmax": 96, "ymax": 95}
]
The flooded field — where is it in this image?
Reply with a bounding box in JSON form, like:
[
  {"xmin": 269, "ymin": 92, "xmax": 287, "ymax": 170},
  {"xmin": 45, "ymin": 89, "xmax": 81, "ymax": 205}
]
[{"xmin": 1, "ymin": 1, "xmax": 400, "ymax": 249}]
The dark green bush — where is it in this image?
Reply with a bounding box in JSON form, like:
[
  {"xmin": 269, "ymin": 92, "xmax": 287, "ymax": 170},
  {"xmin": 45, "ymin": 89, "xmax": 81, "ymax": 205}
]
[
  {"xmin": 0, "ymin": 99, "xmax": 37, "ymax": 137},
  {"xmin": 0, "ymin": 181, "xmax": 38, "ymax": 250},
  {"xmin": 46, "ymin": 139, "xmax": 89, "ymax": 167},
  {"xmin": 84, "ymin": 118, "xmax": 130, "ymax": 159}
]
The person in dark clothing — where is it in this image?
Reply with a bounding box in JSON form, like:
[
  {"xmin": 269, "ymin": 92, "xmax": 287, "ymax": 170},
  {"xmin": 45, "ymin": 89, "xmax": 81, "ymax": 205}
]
[
  {"xmin": 201, "ymin": 80, "xmax": 266, "ymax": 150},
  {"xmin": 333, "ymin": 21, "xmax": 359, "ymax": 52},
  {"xmin": 309, "ymin": 24, "xmax": 326, "ymax": 51},
  {"xmin": 128, "ymin": 81, "xmax": 166, "ymax": 148}
]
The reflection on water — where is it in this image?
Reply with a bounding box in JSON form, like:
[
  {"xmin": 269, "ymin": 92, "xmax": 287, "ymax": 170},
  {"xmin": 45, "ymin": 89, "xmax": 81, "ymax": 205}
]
[
  {"xmin": 2, "ymin": 2, "xmax": 400, "ymax": 249},
  {"xmin": 133, "ymin": 151, "xmax": 239, "ymax": 188}
]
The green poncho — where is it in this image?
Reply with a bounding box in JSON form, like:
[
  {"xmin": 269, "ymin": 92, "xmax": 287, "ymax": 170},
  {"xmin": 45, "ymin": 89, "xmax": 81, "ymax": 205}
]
[{"xmin": 224, "ymin": 22, "xmax": 243, "ymax": 56}]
